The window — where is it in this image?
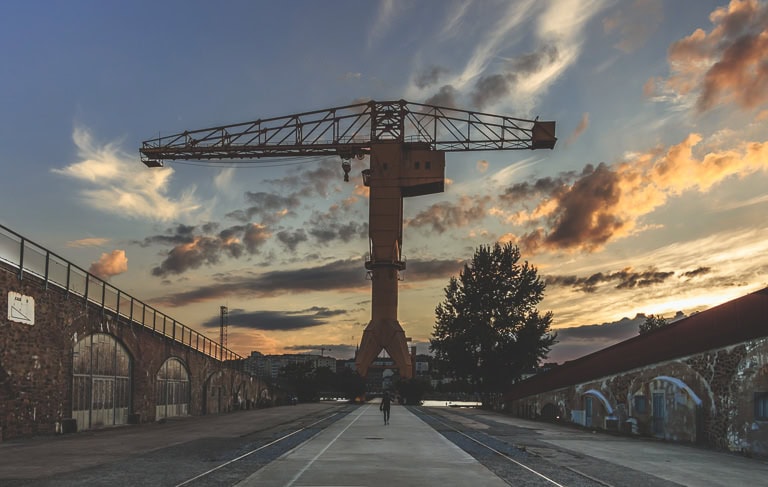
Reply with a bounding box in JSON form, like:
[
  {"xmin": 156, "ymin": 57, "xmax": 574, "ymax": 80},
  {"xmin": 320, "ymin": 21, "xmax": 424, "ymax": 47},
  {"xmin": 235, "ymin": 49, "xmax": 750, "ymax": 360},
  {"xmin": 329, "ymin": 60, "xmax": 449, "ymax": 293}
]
[
  {"xmin": 425, "ymin": 161, "xmax": 431, "ymax": 169},
  {"xmin": 756, "ymin": 392, "xmax": 768, "ymax": 420},
  {"xmin": 414, "ymin": 161, "xmax": 420, "ymax": 169},
  {"xmin": 634, "ymin": 395, "xmax": 647, "ymax": 414}
]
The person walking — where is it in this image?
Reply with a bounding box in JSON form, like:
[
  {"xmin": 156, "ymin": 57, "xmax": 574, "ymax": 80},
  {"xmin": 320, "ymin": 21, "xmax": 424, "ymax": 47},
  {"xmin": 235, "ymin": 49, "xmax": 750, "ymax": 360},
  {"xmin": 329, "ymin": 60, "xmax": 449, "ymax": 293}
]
[{"xmin": 380, "ymin": 391, "xmax": 391, "ymax": 425}]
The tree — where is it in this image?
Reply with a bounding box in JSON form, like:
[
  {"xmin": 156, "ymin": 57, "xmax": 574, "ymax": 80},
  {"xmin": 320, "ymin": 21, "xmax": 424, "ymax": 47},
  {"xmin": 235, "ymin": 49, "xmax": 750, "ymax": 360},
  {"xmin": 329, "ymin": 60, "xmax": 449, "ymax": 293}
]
[
  {"xmin": 430, "ymin": 242, "xmax": 556, "ymax": 395},
  {"xmin": 639, "ymin": 314, "xmax": 668, "ymax": 334},
  {"xmin": 396, "ymin": 377, "xmax": 432, "ymax": 405}
]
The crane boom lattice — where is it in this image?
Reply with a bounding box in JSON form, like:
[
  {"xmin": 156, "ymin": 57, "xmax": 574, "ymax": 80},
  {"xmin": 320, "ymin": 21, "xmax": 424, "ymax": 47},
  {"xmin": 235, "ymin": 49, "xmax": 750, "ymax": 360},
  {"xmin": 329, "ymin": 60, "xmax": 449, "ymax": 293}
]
[{"xmin": 140, "ymin": 99, "xmax": 556, "ymax": 379}]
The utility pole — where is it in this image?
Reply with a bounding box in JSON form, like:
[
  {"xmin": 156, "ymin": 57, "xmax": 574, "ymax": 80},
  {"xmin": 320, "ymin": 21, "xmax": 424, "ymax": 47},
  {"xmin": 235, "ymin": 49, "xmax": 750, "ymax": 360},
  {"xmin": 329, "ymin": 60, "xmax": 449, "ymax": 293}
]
[{"xmin": 220, "ymin": 306, "xmax": 228, "ymax": 361}]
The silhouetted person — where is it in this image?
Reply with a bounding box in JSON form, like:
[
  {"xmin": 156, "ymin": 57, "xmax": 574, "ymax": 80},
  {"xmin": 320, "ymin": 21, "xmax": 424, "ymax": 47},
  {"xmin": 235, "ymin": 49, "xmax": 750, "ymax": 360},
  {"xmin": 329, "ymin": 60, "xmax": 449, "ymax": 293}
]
[{"xmin": 380, "ymin": 391, "xmax": 391, "ymax": 424}]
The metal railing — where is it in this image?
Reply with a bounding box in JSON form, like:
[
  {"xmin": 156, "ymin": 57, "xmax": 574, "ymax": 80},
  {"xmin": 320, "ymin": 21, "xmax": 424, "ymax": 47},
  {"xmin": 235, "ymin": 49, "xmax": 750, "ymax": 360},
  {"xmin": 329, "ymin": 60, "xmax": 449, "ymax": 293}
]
[{"xmin": 0, "ymin": 223, "xmax": 243, "ymax": 363}]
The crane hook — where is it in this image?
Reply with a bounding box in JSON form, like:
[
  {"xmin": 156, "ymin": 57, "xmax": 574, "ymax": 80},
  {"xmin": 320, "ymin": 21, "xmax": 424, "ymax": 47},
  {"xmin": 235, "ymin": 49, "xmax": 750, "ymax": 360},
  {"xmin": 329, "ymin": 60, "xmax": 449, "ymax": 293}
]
[{"xmin": 341, "ymin": 159, "xmax": 351, "ymax": 182}]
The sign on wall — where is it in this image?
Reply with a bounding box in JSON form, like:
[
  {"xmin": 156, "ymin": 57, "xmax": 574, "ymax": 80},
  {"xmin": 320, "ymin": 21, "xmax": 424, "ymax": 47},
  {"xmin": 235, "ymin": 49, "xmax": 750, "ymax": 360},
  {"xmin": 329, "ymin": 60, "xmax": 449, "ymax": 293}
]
[{"xmin": 7, "ymin": 291, "xmax": 34, "ymax": 325}]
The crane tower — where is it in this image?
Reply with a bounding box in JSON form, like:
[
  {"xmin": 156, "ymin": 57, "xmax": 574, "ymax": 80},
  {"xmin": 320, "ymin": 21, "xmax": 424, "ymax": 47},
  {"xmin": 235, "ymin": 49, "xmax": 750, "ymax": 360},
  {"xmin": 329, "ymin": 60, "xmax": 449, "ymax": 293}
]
[{"xmin": 140, "ymin": 100, "xmax": 556, "ymax": 379}]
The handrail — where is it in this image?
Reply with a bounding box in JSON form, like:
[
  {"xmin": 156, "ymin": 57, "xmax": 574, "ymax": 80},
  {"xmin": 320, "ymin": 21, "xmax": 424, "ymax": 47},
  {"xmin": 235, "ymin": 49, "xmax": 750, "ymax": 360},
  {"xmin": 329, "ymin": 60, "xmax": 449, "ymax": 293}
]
[{"xmin": 0, "ymin": 223, "xmax": 243, "ymax": 363}]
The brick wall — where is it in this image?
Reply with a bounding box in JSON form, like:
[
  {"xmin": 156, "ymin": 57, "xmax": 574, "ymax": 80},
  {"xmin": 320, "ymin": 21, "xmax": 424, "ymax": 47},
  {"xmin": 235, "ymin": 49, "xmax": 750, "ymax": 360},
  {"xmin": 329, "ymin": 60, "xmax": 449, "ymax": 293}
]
[{"xmin": 1, "ymin": 262, "xmax": 269, "ymax": 441}]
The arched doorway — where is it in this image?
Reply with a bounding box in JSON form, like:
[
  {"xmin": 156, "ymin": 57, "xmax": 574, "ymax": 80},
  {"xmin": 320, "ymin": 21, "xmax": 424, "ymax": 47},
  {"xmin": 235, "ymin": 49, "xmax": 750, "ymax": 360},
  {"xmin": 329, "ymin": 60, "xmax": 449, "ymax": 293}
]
[
  {"xmin": 72, "ymin": 333, "xmax": 131, "ymax": 431},
  {"xmin": 156, "ymin": 357, "xmax": 190, "ymax": 420}
]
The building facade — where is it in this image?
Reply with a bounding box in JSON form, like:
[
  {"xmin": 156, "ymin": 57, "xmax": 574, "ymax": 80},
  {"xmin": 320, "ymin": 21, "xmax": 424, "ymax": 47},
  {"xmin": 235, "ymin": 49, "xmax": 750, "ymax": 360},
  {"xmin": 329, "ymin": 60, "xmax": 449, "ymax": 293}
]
[
  {"xmin": 504, "ymin": 288, "xmax": 768, "ymax": 457},
  {"xmin": 0, "ymin": 224, "xmax": 271, "ymax": 441}
]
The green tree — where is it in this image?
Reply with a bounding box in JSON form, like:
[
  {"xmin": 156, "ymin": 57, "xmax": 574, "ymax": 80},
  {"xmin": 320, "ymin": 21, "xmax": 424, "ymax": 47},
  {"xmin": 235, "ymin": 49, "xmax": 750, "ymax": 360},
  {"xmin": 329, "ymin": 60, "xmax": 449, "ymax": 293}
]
[
  {"xmin": 278, "ymin": 361, "xmax": 317, "ymax": 402},
  {"xmin": 430, "ymin": 242, "xmax": 556, "ymax": 395},
  {"xmin": 639, "ymin": 314, "xmax": 668, "ymax": 334},
  {"xmin": 396, "ymin": 377, "xmax": 432, "ymax": 405}
]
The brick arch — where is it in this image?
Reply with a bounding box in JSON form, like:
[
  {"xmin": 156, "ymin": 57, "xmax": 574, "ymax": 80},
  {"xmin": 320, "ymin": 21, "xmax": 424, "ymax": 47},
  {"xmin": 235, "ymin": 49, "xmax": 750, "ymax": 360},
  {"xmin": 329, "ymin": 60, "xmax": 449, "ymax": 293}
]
[
  {"xmin": 155, "ymin": 356, "xmax": 191, "ymax": 420},
  {"xmin": 71, "ymin": 332, "xmax": 132, "ymax": 431}
]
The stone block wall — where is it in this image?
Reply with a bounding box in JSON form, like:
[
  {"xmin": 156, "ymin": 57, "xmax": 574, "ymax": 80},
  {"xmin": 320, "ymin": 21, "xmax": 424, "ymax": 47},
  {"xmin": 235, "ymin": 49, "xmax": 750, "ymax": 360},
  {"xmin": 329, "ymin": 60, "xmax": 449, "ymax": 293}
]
[{"xmin": 505, "ymin": 338, "xmax": 768, "ymax": 456}]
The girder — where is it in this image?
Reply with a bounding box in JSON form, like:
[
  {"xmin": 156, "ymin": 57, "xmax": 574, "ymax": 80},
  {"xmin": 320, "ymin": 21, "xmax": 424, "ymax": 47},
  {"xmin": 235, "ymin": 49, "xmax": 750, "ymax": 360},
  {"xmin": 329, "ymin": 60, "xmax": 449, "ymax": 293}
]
[
  {"xmin": 139, "ymin": 99, "xmax": 556, "ymax": 381},
  {"xmin": 140, "ymin": 99, "xmax": 555, "ymax": 166}
]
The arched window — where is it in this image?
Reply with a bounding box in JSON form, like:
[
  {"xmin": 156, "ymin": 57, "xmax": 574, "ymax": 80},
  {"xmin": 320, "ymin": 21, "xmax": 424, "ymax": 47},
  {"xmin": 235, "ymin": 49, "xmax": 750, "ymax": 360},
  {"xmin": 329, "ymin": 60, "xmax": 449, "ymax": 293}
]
[
  {"xmin": 72, "ymin": 333, "xmax": 131, "ymax": 431},
  {"xmin": 156, "ymin": 357, "xmax": 190, "ymax": 419}
]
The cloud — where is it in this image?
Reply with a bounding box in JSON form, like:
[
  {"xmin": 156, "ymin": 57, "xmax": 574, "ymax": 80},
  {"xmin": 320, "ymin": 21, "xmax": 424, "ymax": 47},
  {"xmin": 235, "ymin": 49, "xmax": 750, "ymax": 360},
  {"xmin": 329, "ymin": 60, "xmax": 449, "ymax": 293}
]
[
  {"xmin": 546, "ymin": 314, "xmax": 645, "ymax": 363},
  {"xmin": 153, "ymin": 259, "xmax": 368, "ymax": 306},
  {"xmin": 146, "ymin": 223, "xmax": 268, "ymax": 277},
  {"xmin": 681, "ymin": 266, "xmax": 712, "ymax": 279},
  {"xmin": 506, "ymin": 135, "xmax": 768, "ymax": 253},
  {"xmin": 652, "ymin": 0, "xmax": 768, "ymax": 112},
  {"xmin": 152, "ymin": 257, "xmax": 462, "ymax": 307},
  {"xmin": 214, "ymin": 168, "xmax": 236, "ymax": 191},
  {"xmin": 418, "ymin": 0, "xmax": 609, "ymax": 111},
  {"xmin": 602, "ymin": 0, "xmax": 663, "ymax": 52},
  {"xmin": 406, "ymin": 195, "xmax": 492, "ymax": 233},
  {"xmin": 89, "ymin": 249, "xmax": 128, "ymax": 280},
  {"xmin": 299, "ymin": 198, "xmax": 369, "ymax": 246},
  {"xmin": 547, "ymin": 310, "xmax": 686, "ymax": 363},
  {"xmin": 566, "ymin": 112, "xmax": 590, "ymax": 145},
  {"xmin": 201, "ymin": 307, "xmax": 347, "ymax": 331},
  {"xmin": 52, "ymin": 127, "xmax": 201, "ymax": 221},
  {"xmin": 67, "ymin": 237, "xmax": 110, "ymax": 248},
  {"xmin": 546, "ymin": 267, "xmax": 677, "ymax": 293},
  {"xmin": 414, "ymin": 66, "xmax": 450, "ymax": 89},
  {"xmin": 424, "ymin": 85, "xmax": 459, "ymax": 108},
  {"xmin": 276, "ymin": 229, "xmax": 308, "ymax": 252},
  {"xmin": 368, "ymin": 0, "xmax": 398, "ymax": 49}
]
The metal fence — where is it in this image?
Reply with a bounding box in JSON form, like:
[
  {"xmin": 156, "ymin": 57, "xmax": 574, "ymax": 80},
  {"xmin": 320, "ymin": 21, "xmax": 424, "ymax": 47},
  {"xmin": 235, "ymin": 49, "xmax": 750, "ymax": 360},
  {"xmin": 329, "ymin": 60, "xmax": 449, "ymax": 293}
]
[{"xmin": 0, "ymin": 223, "xmax": 243, "ymax": 363}]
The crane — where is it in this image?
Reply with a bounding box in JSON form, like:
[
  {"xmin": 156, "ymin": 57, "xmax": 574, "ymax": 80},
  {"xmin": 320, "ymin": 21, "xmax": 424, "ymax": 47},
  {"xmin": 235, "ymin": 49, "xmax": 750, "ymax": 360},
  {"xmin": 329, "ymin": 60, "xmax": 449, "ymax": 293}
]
[{"xmin": 140, "ymin": 99, "xmax": 556, "ymax": 379}]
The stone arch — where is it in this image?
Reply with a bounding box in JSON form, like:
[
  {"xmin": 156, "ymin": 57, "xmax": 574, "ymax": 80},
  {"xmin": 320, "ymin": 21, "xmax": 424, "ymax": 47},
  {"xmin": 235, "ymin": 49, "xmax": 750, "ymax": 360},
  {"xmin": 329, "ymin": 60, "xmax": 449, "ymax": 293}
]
[
  {"xmin": 72, "ymin": 332, "xmax": 132, "ymax": 431},
  {"xmin": 584, "ymin": 389, "xmax": 614, "ymax": 414},
  {"xmin": 730, "ymin": 338, "xmax": 768, "ymax": 456},
  {"xmin": 202, "ymin": 370, "xmax": 229, "ymax": 415},
  {"xmin": 579, "ymin": 389, "xmax": 615, "ymax": 429},
  {"xmin": 647, "ymin": 375, "xmax": 702, "ymax": 442},
  {"xmin": 156, "ymin": 357, "xmax": 190, "ymax": 420},
  {"xmin": 540, "ymin": 402, "xmax": 560, "ymax": 420}
]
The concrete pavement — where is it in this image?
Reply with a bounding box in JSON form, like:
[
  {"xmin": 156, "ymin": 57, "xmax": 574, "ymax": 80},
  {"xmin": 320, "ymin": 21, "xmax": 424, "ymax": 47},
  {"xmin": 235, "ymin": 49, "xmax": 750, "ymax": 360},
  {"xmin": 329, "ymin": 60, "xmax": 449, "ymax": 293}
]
[
  {"xmin": 235, "ymin": 403, "xmax": 509, "ymax": 486},
  {"xmin": 450, "ymin": 408, "xmax": 768, "ymax": 487}
]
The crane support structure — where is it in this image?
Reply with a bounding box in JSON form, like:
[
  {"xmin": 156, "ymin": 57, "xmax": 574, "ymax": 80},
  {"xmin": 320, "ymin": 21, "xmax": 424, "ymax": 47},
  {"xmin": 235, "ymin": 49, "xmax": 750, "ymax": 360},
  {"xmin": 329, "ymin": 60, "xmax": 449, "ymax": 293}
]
[{"xmin": 141, "ymin": 99, "xmax": 556, "ymax": 379}]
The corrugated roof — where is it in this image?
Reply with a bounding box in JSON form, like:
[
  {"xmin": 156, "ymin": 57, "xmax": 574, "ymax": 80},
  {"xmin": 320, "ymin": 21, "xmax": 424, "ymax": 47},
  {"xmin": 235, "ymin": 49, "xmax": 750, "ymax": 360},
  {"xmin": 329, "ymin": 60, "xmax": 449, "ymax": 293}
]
[{"xmin": 505, "ymin": 287, "xmax": 768, "ymax": 401}]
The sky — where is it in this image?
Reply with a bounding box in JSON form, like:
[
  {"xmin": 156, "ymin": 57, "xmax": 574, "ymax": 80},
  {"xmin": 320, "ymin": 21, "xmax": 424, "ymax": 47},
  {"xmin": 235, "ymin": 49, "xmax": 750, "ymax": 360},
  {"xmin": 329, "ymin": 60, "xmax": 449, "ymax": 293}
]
[{"xmin": 2, "ymin": 0, "xmax": 767, "ymax": 364}]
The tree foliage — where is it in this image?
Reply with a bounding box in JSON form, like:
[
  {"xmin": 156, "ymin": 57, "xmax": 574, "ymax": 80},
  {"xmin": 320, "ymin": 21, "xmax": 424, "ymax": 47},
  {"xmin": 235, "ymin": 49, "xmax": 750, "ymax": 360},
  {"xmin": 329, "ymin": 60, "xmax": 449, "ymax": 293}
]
[
  {"xmin": 639, "ymin": 314, "xmax": 668, "ymax": 334},
  {"xmin": 430, "ymin": 242, "xmax": 556, "ymax": 393},
  {"xmin": 277, "ymin": 362, "xmax": 366, "ymax": 403}
]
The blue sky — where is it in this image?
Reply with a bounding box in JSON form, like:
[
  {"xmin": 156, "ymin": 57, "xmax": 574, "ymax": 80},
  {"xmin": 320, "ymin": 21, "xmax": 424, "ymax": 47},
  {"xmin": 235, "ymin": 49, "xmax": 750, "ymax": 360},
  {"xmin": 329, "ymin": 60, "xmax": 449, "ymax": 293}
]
[{"xmin": 2, "ymin": 0, "xmax": 767, "ymax": 363}]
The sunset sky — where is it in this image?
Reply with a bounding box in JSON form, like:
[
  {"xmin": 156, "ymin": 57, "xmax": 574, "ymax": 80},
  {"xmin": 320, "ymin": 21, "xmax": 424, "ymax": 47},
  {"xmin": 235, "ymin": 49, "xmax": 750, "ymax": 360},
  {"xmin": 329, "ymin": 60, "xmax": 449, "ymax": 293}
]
[{"xmin": 2, "ymin": 0, "xmax": 767, "ymax": 364}]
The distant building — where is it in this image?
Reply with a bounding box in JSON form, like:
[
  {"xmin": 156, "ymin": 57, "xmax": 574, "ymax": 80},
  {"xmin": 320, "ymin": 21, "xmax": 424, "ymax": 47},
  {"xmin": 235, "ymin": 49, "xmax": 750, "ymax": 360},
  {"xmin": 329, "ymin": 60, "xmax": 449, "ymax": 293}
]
[{"xmin": 244, "ymin": 352, "xmax": 337, "ymax": 379}]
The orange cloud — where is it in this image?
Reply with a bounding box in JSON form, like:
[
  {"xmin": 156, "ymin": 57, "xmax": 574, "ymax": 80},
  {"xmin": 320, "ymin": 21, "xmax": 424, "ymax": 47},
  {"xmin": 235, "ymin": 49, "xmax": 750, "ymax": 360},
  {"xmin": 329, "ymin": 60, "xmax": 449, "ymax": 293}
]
[
  {"xmin": 512, "ymin": 135, "xmax": 768, "ymax": 254},
  {"xmin": 661, "ymin": 0, "xmax": 768, "ymax": 112},
  {"xmin": 67, "ymin": 237, "xmax": 109, "ymax": 248},
  {"xmin": 89, "ymin": 250, "xmax": 128, "ymax": 280}
]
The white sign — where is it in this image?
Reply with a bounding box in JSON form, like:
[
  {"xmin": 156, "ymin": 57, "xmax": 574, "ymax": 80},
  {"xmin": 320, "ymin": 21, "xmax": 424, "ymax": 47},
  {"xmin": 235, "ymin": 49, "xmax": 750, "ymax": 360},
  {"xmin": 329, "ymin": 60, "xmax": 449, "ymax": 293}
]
[{"xmin": 8, "ymin": 291, "xmax": 34, "ymax": 325}]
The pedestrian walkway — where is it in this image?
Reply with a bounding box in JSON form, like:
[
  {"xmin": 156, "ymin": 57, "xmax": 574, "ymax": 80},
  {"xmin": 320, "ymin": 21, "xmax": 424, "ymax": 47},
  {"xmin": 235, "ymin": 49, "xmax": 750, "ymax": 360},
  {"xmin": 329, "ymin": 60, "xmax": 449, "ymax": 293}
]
[{"xmin": 235, "ymin": 402, "xmax": 508, "ymax": 486}]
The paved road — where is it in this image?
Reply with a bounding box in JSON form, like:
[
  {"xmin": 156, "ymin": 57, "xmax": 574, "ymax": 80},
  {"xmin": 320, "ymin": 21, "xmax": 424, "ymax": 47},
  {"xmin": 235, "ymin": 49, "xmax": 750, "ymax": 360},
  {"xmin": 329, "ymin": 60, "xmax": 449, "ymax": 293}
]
[
  {"xmin": 429, "ymin": 407, "xmax": 768, "ymax": 486},
  {"xmin": 1, "ymin": 402, "xmax": 766, "ymax": 486}
]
